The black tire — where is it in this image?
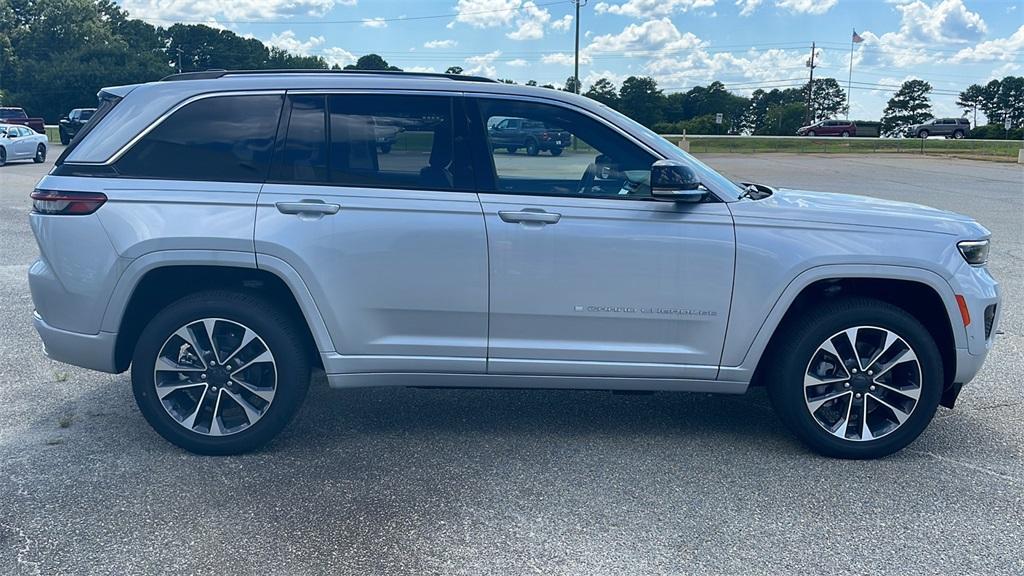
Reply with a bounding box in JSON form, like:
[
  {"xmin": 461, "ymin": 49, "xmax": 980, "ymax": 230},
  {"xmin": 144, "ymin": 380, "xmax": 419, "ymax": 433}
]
[
  {"xmin": 918, "ymin": 130, "xmax": 929, "ymax": 138},
  {"xmin": 766, "ymin": 297, "xmax": 942, "ymax": 459},
  {"xmin": 0, "ymin": 148, "xmax": 6, "ymax": 167},
  {"xmin": 807, "ymin": 130, "xmax": 816, "ymax": 137},
  {"xmin": 952, "ymin": 130, "xmax": 964, "ymax": 139},
  {"xmin": 34, "ymin": 144, "xmax": 46, "ymax": 163},
  {"xmin": 506, "ymin": 146, "xmax": 518, "ymax": 154},
  {"xmin": 841, "ymin": 131, "xmax": 850, "ymax": 138},
  {"xmin": 549, "ymin": 147, "xmax": 563, "ymax": 156},
  {"xmin": 59, "ymin": 130, "xmax": 70, "ymax": 146},
  {"xmin": 131, "ymin": 290, "xmax": 311, "ymax": 455},
  {"xmin": 525, "ymin": 139, "xmax": 540, "ymax": 156},
  {"xmin": 379, "ymin": 143, "xmax": 391, "ymax": 154}
]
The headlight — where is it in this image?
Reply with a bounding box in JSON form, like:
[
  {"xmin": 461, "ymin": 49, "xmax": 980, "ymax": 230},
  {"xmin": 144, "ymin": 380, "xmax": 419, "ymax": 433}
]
[{"xmin": 958, "ymin": 239, "xmax": 990, "ymax": 265}]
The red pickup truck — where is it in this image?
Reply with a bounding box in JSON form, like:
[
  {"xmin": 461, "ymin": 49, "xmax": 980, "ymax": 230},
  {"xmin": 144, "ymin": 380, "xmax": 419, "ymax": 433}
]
[{"xmin": 0, "ymin": 107, "xmax": 46, "ymax": 134}]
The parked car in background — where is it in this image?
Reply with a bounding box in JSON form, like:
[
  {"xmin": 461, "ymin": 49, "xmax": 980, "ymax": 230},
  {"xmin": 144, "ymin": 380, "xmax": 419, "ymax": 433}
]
[
  {"xmin": 58, "ymin": 108, "xmax": 96, "ymax": 145},
  {"xmin": 0, "ymin": 107, "xmax": 46, "ymax": 134},
  {"xmin": 30, "ymin": 70, "xmax": 1000, "ymax": 459},
  {"xmin": 488, "ymin": 117, "xmax": 571, "ymax": 155},
  {"xmin": 906, "ymin": 118, "xmax": 970, "ymax": 139},
  {"xmin": 0, "ymin": 123, "xmax": 48, "ymax": 166},
  {"xmin": 797, "ymin": 119, "xmax": 857, "ymax": 137}
]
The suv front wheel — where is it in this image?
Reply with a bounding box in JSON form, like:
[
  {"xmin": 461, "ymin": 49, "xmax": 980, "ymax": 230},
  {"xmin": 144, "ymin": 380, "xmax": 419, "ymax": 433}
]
[
  {"xmin": 131, "ymin": 290, "xmax": 311, "ymax": 455},
  {"xmin": 767, "ymin": 298, "xmax": 942, "ymax": 459}
]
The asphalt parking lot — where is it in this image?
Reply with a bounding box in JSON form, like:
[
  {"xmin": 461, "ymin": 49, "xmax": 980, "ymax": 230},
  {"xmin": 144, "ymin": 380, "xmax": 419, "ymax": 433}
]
[{"xmin": 1, "ymin": 149, "xmax": 1022, "ymax": 575}]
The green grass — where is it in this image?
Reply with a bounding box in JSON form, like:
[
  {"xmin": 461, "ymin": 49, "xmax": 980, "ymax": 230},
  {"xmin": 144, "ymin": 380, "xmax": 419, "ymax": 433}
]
[{"xmin": 671, "ymin": 136, "xmax": 1022, "ymax": 160}]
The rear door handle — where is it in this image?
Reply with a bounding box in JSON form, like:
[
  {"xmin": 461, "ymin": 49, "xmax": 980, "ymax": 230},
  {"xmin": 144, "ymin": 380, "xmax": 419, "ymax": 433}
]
[
  {"xmin": 275, "ymin": 201, "xmax": 340, "ymax": 216},
  {"xmin": 498, "ymin": 210, "xmax": 561, "ymax": 224}
]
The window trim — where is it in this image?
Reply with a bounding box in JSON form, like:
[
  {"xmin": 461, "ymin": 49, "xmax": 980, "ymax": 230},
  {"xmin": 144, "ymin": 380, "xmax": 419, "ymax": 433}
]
[
  {"xmin": 467, "ymin": 95, "xmax": 690, "ymax": 204},
  {"xmin": 101, "ymin": 90, "xmax": 285, "ymax": 166}
]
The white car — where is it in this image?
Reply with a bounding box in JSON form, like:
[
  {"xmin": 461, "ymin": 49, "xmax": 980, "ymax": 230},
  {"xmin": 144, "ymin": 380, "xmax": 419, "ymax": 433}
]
[{"xmin": 0, "ymin": 123, "xmax": 48, "ymax": 166}]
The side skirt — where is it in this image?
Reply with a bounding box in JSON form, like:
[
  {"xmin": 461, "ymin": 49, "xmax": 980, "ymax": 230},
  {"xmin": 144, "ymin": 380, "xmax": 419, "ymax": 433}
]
[{"xmin": 325, "ymin": 372, "xmax": 749, "ymax": 394}]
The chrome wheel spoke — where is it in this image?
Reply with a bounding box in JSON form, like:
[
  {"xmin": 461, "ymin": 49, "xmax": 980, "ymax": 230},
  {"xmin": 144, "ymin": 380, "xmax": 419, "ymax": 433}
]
[
  {"xmin": 156, "ymin": 381, "xmax": 206, "ymax": 400},
  {"xmin": 808, "ymin": 390, "xmax": 851, "ymax": 414},
  {"xmin": 221, "ymin": 327, "xmax": 258, "ymax": 367},
  {"xmin": 231, "ymin": 350, "xmax": 274, "ymax": 376},
  {"xmin": 842, "ymin": 327, "xmax": 863, "ymax": 370},
  {"xmin": 830, "ymin": 394, "xmax": 855, "ymax": 439},
  {"xmin": 867, "ymin": 393, "xmax": 912, "ymax": 425},
  {"xmin": 155, "ymin": 318, "xmax": 277, "ymax": 437},
  {"xmin": 865, "ymin": 331, "xmax": 899, "ymax": 373},
  {"xmin": 804, "ymin": 373, "xmax": 849, "ymax": 388},
  {"xmin": 860, "ymin": 399, "xmax": 874, "ymax": 441},
  {"xmin": 871, "ymin": 347, "xmax": 918, "ymax": 380},
  {"xmin": 224, "ymin": 389, "xmax": 263, "ymax": 425},
  {"xmin": 874, "ymin": 380, "xmax": 921, "ymax": 402}
]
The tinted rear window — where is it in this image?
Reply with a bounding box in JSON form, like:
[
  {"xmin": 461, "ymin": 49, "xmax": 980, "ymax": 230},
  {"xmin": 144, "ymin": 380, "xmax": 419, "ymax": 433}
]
[{"xmin": 115, "ymin": 94, "xmax": 283, "ymax": 182}]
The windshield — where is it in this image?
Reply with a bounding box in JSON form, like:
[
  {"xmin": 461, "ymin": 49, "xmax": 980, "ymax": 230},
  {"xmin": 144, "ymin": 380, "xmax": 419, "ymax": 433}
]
[{"xmin": 601, "ymin": 105, "xmax": 742, "ymax": 195}]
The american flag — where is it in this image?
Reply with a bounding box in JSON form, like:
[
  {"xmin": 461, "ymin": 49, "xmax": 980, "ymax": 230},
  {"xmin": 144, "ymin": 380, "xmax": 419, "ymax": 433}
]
[{"xmin": 852, "ymin": 30, "xmax": 864, "ymax": 43}]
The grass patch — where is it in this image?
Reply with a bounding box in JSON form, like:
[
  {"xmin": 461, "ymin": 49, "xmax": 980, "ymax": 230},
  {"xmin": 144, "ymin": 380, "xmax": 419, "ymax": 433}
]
[{"xmin": 671, "ymin": 136, "xmax": 1022, "ymax": 160}]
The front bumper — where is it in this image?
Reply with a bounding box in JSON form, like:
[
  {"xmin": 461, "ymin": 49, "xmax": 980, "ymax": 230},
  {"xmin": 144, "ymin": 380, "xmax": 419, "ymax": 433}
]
[
  {"xmin": 950, "ymin": 262, "xmax": 1001, "ymax": 385},
  {"xmin": 33, "ymin": 312, "xmax": 119, "ymax": 373}
]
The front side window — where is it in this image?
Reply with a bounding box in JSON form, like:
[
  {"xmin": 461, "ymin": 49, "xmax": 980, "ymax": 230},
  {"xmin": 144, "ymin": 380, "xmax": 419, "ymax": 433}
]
[
  {"xmin": 115, "ymin": 94, "xmax": 283, "ymax": 182},
  {"xmin": 475, "ymin": 98, "xmax": 656, "ymax": 199}
]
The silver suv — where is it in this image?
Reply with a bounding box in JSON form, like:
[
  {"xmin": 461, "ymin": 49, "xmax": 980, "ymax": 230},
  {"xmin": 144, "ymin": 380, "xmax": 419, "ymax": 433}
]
[{"xmin": 30, "ymin": 71, "xmax": 1000, "ymax": 458}]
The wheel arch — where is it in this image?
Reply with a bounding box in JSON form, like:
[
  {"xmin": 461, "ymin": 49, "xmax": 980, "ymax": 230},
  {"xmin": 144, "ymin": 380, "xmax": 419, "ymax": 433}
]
[
  {"xmin": 744, "ymin": 273, "xmax": 960, "ymax": 404},
  {"xmin": 107, "ymin": 253, "xmax": 330, "ymax": 373}
]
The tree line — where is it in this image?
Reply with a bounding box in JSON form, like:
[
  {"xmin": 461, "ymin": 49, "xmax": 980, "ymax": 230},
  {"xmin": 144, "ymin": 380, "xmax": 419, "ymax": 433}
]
[{"xmin": 1, "ymin": 0, "xmax": 1020, "ymax": 138}]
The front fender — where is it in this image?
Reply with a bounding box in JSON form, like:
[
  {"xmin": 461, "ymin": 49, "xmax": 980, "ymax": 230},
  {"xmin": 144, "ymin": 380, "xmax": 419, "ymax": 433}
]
[{"xmin": 718, "ymin": 263, "xmax": 963, "ymax": 383}]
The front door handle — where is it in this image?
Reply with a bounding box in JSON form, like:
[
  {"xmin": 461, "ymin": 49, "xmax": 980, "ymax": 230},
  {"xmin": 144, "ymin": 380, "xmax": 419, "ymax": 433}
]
[
  {"xmin": 498, "ymin": 210, "xmax": 561, "ymax": 224},
  {"xmin": 276, "ymin": 201, "xmax": 340, "ymax": 216}
]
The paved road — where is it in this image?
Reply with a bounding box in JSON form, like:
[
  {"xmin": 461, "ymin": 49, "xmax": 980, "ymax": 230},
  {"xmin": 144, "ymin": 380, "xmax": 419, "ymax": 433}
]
[{"xmin": 0, "ymin": 151, "xmax": 1022, "ymax": 575}]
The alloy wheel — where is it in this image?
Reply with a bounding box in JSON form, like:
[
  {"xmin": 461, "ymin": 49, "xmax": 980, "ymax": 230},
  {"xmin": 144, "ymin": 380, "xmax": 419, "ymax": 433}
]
[
  {"xmin": 803, "ymin": 326, "xmax": 922, "ymax": 442},
  {"xmin": 153, "ymin": 318, "xmax": 277, "ymax": 436}
]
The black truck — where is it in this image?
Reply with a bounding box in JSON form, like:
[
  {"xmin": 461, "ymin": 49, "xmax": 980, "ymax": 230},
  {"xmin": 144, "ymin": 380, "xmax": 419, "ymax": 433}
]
[
  {"xmin": 58, "ymin": 108, "xmax": 96, "ymax": 144},
  {"xmin": 488, "ymin": 117, "xmax": 572, "ymax": 156}
]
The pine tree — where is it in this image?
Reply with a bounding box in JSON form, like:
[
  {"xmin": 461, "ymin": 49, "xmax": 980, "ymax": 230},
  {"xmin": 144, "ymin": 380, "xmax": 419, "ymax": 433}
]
[{"xmin": 881, "ymin": 80, "xmax": 933, "ymax": 137}]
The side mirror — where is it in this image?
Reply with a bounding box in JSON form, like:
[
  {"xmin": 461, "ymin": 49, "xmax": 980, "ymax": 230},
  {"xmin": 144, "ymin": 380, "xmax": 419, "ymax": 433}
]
[{"xmin": 650, "ymin": 160, "xmax": 704, "ymax": 203}]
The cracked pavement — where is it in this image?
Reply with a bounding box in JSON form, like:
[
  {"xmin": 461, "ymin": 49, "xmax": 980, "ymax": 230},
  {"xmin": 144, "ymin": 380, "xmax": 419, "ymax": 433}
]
[{"xmin": 1, "ymin": 151, "xmax": 1022, "ymax": 575}]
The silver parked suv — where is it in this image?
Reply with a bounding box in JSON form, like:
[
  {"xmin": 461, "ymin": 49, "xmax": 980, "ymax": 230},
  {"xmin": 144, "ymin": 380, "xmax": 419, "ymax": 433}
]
[{"xmin": 30, "ymin": 70, "xmax": 1000, "ymax": 458}]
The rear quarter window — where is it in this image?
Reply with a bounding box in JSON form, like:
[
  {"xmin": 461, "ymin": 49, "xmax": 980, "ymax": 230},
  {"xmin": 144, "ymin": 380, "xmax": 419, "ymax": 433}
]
[{"xmin": 115, "ymin": 94, "xmax": 283, "ymax": 182}]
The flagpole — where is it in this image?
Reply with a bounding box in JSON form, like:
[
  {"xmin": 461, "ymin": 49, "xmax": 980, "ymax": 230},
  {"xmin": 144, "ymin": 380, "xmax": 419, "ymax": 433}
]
[{"xmin": 846, "ymin": 28, "xmax": 854, "ymax": 119}]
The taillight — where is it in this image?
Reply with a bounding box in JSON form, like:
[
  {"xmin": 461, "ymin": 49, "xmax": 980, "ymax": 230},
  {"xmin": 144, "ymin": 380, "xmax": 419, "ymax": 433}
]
[{"xmin": 30, "ymin": 190, "xmax": 107, "ymax": 215}]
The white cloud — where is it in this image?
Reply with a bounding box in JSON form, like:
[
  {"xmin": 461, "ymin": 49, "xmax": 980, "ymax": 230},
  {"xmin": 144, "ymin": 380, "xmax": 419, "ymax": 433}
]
[
  {"xmin": 322, "ymin": 47, "xmax": 357, "ymax": 67},
  {"xmin": 856, "ymin": 0, "xmax": 988, "ymax": 69},
  {"xmin": 453, "ymin": 0, "xmax": 522, "ymax": 28},
  {"xmin": 266, "ymin": 30, "xmax": 324, "ymax": 54},
  {"xmin": 735, "ymin": 0, "xmax": 762, "ymax": 16},
  {"xmin": 465, "ymin": 49, "xmax": 502, "ymax": 77},
  {"xmin": 361, "ymin": 17, "xmax": 387, "ymax": 28},
  {"xmin": 541, "ymin": 53, "xmax": 578, "ymax": 66},
  {"xmin": 507, "ymin": 2, "xmax": 552, "ymax": 40},
  {"xmin": 594, "ymin": 0, "xmax": 716, "ymax": 18},
  {"xmin": 774, "ymin": 0, "xmax": 837, "ymax": 15},
  {"xmin": 507, "ymin": 58, "xmax": 530, "ymax": 67},
  {"xmin": 119, "ymin": 0, "xmax": 354, "ymax": 23},
  {"xmin": 587, "ymin": 18, "xmax": 705, "ymax": 56},
  {"xmin": 894, "ymin": 0, "xmax": 987, "ymax": 43},
  {"xmin": 552, "ymin": 15, "xmax": 573, "ymax": 31},
  {"xmin": 405, "ymin": 66, "xmax": 437, "ymax": 73},
  {"xmin": 949, "ymin": 24, "xmax": 1024, "ymax": 62},
  {"xmin": 424, "ymin": 39, "xmax": 458, "ymax": 48}
]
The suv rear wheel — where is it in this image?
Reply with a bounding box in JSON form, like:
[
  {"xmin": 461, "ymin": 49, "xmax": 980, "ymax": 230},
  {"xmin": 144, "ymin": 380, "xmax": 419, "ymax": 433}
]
[
  {"xmin": 952, "ymin": 130, "xmax": 965, "ymax": 139},
  {"xmin": 767, "ymin": 298, "xmax": 942, "ymax": 459},
  {"xmin": 525, "ymin": 138, "xmax": 540, "ymax": 156},
  {"xmin": 131, "ymin": 290, "xmax": 311, "ymax": 455},
  {"xmin": 918, "ymin": 129, "xmax": 929, "ymax": 138}
]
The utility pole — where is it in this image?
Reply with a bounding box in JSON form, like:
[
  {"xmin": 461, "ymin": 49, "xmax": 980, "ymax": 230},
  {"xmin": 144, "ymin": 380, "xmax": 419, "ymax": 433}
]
[
  {"xmin": 805, "ymin": 41, "xmax": 818, "ymax": 125},
  {"xmin": 175, "ymin": 47, "xmax": 183, "ymax": 74},
  {"xmin": 572, "ymin": 0, "xmax": 587, "ymax": 94}
]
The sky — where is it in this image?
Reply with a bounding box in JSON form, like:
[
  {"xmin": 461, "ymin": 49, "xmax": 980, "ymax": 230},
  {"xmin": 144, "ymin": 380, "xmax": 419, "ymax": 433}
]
[{"xmin": 114, "ymin": 0, "xmax": 1024, "ymax": 122}]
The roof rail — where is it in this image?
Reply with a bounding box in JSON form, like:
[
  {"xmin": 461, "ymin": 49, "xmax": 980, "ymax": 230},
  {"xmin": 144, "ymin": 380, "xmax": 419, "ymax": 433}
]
[{"xmin": 160, "ymin": 69, "xmax": 498, "ymax": 83}]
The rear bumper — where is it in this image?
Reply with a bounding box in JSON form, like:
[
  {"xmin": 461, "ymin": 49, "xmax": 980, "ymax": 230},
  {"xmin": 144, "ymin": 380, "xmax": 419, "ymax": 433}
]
[{"xmin": 33, "ymin": 312, "xmax": 119, "ymax": 373}]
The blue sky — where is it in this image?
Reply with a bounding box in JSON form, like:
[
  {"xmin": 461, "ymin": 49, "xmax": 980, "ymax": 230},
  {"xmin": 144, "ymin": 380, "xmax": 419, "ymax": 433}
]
[{"xmin": 116, "ymin": 0, "xmax": 1023, "ymax": 121}]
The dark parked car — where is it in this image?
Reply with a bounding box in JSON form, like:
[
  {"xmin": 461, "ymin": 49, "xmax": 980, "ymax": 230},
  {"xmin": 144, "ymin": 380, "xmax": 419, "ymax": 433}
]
[
  {"xmin": 488, "ymin": 117, "xmax": 571, "ymax": 155},
  {"xmin": 0, "ymin": 107, "xmax": 46, "ymax": 134},
  {"xmin": 797, "ymin": 119, "xmax": 856, "ymax": 137},
  {"xmin": 906, "ymin": 118, "xmax": 970, "ymax": 139},
  {"xmin": 58, "ymin": 108, "xmax": 96, "ymax": 145}
]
